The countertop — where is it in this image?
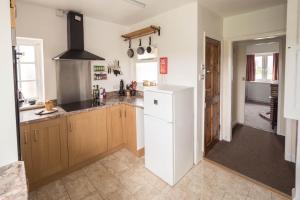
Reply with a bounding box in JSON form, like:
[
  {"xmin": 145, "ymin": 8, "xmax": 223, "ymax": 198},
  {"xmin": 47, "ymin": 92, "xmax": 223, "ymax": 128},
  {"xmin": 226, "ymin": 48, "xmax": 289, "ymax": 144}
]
[
  {"xmin": 0, "ymin": 161, "xmax": 28, "ymax": 200},
  {"xmin": 20, "ymin": 97, "xmax": 144, "ymax": 125}
]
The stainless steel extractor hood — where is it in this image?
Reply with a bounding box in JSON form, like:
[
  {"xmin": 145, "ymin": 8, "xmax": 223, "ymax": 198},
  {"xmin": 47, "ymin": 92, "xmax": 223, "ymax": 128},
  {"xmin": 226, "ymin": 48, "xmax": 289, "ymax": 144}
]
[{"xmin": 53, "ymin": 11, "xmax": 105, "ymax": 61}]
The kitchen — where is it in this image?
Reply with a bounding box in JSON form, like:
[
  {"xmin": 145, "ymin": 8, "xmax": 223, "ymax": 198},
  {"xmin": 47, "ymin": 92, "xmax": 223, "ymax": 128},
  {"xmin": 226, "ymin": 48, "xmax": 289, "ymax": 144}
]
[
  {"xmin": 9, "ymin": 0, "xmax": 197, "ymax": 199},
  {"xmin": 1, "ymin": 0, "xmax": 293, "ymax": 199}
]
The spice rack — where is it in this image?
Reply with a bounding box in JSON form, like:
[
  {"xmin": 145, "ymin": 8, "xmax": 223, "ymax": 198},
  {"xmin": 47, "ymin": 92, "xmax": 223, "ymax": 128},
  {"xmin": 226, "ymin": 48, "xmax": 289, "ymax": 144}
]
[{"xmin": 93, "ymin": 65, "xmax": 107, "ymax": 80}]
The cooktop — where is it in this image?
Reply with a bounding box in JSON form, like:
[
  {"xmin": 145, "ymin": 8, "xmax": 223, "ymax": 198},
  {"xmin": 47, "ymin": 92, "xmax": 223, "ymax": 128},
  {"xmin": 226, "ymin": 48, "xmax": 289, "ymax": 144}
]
[{"xmin": 60, "ymin": 99, "xmax": 105, "ymax": 112}]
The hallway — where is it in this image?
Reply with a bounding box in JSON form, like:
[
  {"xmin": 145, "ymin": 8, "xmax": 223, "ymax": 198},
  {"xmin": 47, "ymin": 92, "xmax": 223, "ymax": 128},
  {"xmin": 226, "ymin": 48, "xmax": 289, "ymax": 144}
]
[{"xmin": 206, "ymin": 125, "xmax": 295, "ymax": 195}]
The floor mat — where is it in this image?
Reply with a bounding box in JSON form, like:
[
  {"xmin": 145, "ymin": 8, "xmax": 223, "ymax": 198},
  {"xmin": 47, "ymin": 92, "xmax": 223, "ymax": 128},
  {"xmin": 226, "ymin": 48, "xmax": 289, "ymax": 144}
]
[{"xmin": 206, "ymin": 125, "xmax": 295, "ymax": 195}]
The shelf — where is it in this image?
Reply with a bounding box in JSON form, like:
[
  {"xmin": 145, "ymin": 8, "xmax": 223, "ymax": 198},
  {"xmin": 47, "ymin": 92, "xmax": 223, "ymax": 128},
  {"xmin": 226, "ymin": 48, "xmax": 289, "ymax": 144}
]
[{"xmin": 121, "ymin": 26, "xmax": 160, "ymax": 41}]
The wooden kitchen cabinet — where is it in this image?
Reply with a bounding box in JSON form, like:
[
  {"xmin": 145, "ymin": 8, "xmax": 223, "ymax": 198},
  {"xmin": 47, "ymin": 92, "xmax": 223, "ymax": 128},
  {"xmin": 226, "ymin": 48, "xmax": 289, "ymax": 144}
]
[
  {"xmin": 107, "ymin": 105, "xmax": 124, "ymax": 150},
  {"xmin": 20, "ymin": 118, "xmax": 68, "ymax": 184},
  {"xmin": 68, "ymin": 109, "xmax": 108, "ymax": 167},
  {"xmin": 20, "ymin": 124, "xmax": 33, "ymax": 180},
  {"xmin": 29, "ymin": 118, "xmax": 68, "ymax": 183},
  {"xmin": 124, "ymin": 105, "xmax": 138, "ymax": 155}
]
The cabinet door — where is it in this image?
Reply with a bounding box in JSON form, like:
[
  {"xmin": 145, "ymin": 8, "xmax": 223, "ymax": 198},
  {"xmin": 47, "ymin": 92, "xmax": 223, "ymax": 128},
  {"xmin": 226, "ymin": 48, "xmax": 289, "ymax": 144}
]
[
  {"xmin": 20, "ymin": 124, "xmax": 33, "ymax": 182},
  {"xmin": 108, "ymin": 105, "xmax": 124, "ymax": 149},
  {"xmin": 30, "ymin": 118, "xmax": 68, "ymax": 182},
  {"xmin": 68, "ymin": 109, "xmax": 108, "ymax": 167},
  {"xmin": 125, "ymin": 105, "xmax": 137, "ymax": 155},
  {"xmin": 284, "ymin": 0, "xmax": 300, "ymax": 119}
]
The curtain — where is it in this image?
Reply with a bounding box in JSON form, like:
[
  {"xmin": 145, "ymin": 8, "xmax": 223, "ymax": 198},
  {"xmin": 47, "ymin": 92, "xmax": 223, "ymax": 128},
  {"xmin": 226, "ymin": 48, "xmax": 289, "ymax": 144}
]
[
  {"xmin": 273, "ymin": 53, "xmax": 279, "ymax": 81},
  {"xmin": 246, "ymin": 55, "xmax": 255, "ymax": 81}
]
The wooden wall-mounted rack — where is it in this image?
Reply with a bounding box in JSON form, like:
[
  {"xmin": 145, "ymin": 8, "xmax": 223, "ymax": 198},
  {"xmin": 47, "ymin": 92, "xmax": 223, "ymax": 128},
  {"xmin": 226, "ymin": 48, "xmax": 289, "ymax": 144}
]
[{"xmin": 121, "ymin": 25, "xmax": 161, "ymax": 41}]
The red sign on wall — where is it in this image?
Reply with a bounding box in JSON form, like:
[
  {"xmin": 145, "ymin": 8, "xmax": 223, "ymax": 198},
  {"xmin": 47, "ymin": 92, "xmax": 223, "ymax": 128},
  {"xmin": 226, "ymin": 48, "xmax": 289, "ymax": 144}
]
[{"xmin": 160, "ymin": 57, "xmax": 168, "ymax": 74}]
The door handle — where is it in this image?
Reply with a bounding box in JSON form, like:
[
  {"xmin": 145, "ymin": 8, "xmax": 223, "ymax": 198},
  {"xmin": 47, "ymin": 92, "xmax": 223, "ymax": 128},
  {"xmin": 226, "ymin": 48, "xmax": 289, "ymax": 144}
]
[
  {"xmin": 69, "ymin": 123, "xmax": 73, "ymax": 132},
  {"xmin": 34, "ymin": 130, "xmax": 39, "ymax": 142}
]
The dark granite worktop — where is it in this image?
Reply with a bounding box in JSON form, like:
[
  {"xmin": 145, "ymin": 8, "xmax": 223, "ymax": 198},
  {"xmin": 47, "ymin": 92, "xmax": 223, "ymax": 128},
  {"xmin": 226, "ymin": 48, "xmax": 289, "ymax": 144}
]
[{"xmin": 20, "ymin": 97, "xmax": 144, "ymax": 125}]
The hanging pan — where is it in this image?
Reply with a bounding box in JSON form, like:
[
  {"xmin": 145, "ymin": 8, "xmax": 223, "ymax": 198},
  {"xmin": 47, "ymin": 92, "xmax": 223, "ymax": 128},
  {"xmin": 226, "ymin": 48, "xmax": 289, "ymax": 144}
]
[
  {"xmin": 127, "ymin": 40, "xmax": 134, "ymax": 58},
  {"xmin": 146, "ymin": 37, "xmax": 153, "ymax": 54},
  {"xmin": 137, "ymin": 39, "xmax": 145, "ymax": 55}
]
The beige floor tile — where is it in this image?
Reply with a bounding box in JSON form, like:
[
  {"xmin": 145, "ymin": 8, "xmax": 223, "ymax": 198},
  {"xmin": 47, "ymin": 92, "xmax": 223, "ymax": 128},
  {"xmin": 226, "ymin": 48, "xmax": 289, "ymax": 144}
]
[
  {"xmin": 63, "ymin": 175, "xmax": 96, "ymax": 200},
  {"xmin": 83, "ymin": 160, "xmax": 109, "ymax": 178},
  {"xmin": 36, "ymin": 180, "xmax": 69, "ymax": 200},
  {"xmin": 106, "ymin": 188, "xmax": 135, "ymax": 200},
  {"xmin": 90, "ymin": 173, "xmax": 123, "ymax": 198},
  {"xmin": 82, "ymin": 192, "xmax": 103, "ymax": 200},
  {"xmin": 223, "ymin": 193, "xmax": 248, "ymax": 200},
  {"xmin": 102, "ymin": 158, "xmax": 130, "ymax": 175},
  {"xmin": 271, "ymin": 192, "xmax": 290, "ymax": 200},
  {"xmin": 247, "ymin": 184, "xmax": 272, "ymax": 200},
  {"xmin": 29, "ymin": 150, "xmax": 285, "ymax": 200},
  {"xmin": 133, "ymin": 184, "xmax": 161, "ymax": 200}
]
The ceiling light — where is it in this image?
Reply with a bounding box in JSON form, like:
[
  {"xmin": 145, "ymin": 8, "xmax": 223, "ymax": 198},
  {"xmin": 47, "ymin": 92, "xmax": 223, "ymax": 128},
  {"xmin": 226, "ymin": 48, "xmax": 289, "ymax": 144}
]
[{"xmin": 123, "ymin": 0, "xmax": 146, "ymax": 8}]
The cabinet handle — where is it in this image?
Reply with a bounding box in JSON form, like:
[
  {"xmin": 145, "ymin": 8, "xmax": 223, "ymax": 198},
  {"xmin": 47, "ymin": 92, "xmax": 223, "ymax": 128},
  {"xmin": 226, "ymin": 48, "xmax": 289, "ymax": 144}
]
[
  {"xmin": 24, "ymin": 131, "xmax": 28, "ymax": 144},
  {"xmin": 34, "ymin": 130, "xmax": 39, "ymax": 142},
  {"xmin": 125, "ymin": 110, "xmax": 127, "ymax": 118},
  {"xmin": 119, "ymin": 110, "xmax": 122, "ymax": 118},
  {"xmin": 69, "ymin": 123, "xmax": 73, "ymax": 132}
]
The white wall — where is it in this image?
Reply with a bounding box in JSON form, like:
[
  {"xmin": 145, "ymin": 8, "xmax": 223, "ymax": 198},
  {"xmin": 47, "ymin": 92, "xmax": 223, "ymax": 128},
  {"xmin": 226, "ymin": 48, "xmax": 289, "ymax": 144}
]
[
  {"xmin": 0, "ymin": 0, "xmax": 18, "ymax": 167},
  {"xmin": 16, "ymin": 2, "xmax": 130, "ymax": 100},
  {"xmin": 128, "ymin": 2, "xmax": 199, "ymax": 162},
  {"xmin": 223, "ymin": 4, "xmax": 287, "ymax": 40}
]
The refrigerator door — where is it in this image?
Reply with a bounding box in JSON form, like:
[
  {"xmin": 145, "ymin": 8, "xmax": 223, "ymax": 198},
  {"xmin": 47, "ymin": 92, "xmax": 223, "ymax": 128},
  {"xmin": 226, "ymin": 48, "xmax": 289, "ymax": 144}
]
[
  {"xmin": 144, "ymin": 91, "xmax": 173, "ymax": 123},
  {"xmin": 144, "ymin": 115, "xmax": 174, "ymax": 185}
]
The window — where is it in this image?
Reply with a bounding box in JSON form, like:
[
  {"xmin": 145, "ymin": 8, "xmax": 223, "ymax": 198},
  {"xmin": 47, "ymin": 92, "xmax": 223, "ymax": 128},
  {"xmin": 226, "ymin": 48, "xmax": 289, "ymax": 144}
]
[
  {"xmin": 136, "ymin": 61, "xmax": 158, "ymax": 83},
  {"xmin": 16, "ymin": 38, "xmax": 44, "ymax": 101},
  {"xmin": 255, "ymin": 54, "xmax": 273, "ymax": 81}
]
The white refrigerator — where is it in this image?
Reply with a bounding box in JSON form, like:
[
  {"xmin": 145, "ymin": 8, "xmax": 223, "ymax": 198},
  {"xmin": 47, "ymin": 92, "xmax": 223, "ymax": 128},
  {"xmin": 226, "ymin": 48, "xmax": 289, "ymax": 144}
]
[{"xmin": 144, "ymin": 85, "xmax": 194, "ymax": 186}]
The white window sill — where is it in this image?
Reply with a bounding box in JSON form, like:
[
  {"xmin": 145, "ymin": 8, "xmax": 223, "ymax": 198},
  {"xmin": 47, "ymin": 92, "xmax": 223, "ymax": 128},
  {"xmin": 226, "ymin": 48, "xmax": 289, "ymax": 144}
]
[
  {"xmin": 247, "ymin": 80, "xmax": 275, "ymax": 84},
  {"xmin": 19, "ymin": 103, "xmax": 44, "ymax": 112}
]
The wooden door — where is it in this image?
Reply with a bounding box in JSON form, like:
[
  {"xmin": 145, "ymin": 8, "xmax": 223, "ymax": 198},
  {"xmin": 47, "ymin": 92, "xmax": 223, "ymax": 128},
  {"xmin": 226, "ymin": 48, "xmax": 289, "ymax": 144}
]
[
  {"xmin": 284, "ymin": 0, "xmax": 300, "ymax": 120},
  {"xmin": 204, "ymin": 37, "xmax": 221, "ymax": 154},
  {"xmin": 108, "ymin": 105, "xmax": 124, "ymax": 150},
  {"xmin": 20, "ymin": 124, "xmax": 33, "ymax": 182},
  {"xmin": 125, "ymin": 105, "xmax": 137, "ymax": 155},
  {"xmin": 68, "ymin": 109, "xmax": 108, "ymax": 167},
  {"xmin": 30, "ymin": 118, "xmax": 68, "ymax": 182}
]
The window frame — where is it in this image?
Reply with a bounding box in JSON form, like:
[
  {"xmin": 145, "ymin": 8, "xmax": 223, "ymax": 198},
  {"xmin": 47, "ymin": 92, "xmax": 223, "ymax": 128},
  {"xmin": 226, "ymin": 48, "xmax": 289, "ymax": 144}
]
[
  {"xmin": 16, "ymin": 37, "xmax": 45, "ymax": 102},
  {"xmin": 254, "ymin": 53, "xmax": 274, "ymax": 82},
  {"xmin": 135, "ymin": 58, "xmax": 159, "ymax": 86}
]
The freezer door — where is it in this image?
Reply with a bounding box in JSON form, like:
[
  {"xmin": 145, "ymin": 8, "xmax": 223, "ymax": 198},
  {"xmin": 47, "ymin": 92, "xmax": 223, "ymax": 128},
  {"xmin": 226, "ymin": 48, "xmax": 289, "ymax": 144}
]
[
  {"xmin": 144, "ymin": 91, "xmax": 173, "ymax": 122},
  {"xmin": 144, "ymin": 115, "xmax": 174, "ymax": 185}
]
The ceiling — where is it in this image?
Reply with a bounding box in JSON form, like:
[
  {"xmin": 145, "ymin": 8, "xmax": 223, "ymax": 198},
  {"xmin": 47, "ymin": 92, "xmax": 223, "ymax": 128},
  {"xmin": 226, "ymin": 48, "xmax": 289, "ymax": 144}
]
[
  {"xmin": 199, "ymin": 0, "xmax": 286, "ymax": 17},
  {"xmin": 18, "ymin": 0, "xmax": 196, "ymax": 26},
  {"xmin": 19, "ymin": 0, "xmax": 287, "ymax": 25}
]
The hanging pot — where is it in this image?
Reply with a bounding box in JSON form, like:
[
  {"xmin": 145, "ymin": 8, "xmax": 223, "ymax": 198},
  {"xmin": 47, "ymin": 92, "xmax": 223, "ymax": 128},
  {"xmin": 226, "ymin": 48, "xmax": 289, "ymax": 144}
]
[
  {"xmin": 146, "ymin": 37, "xmax": 153, "ymax": 54},
  {"xmin": 127, "ymin": 40, "xmax": 134, "ymax": 58},
  {"xmin": 137, "ymin": 39, "xmax": 145, "ymax": 55}
]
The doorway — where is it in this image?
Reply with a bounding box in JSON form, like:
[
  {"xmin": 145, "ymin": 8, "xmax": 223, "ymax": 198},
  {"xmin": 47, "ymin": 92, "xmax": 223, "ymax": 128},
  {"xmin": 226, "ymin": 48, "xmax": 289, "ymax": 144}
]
[
  {"xmin": 205, "ymin": 36, "xmax": 296, "ymax": 196},
  {"xmin": 204, "ymin": 37, "xmax": 221, "ymax": 154}
]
